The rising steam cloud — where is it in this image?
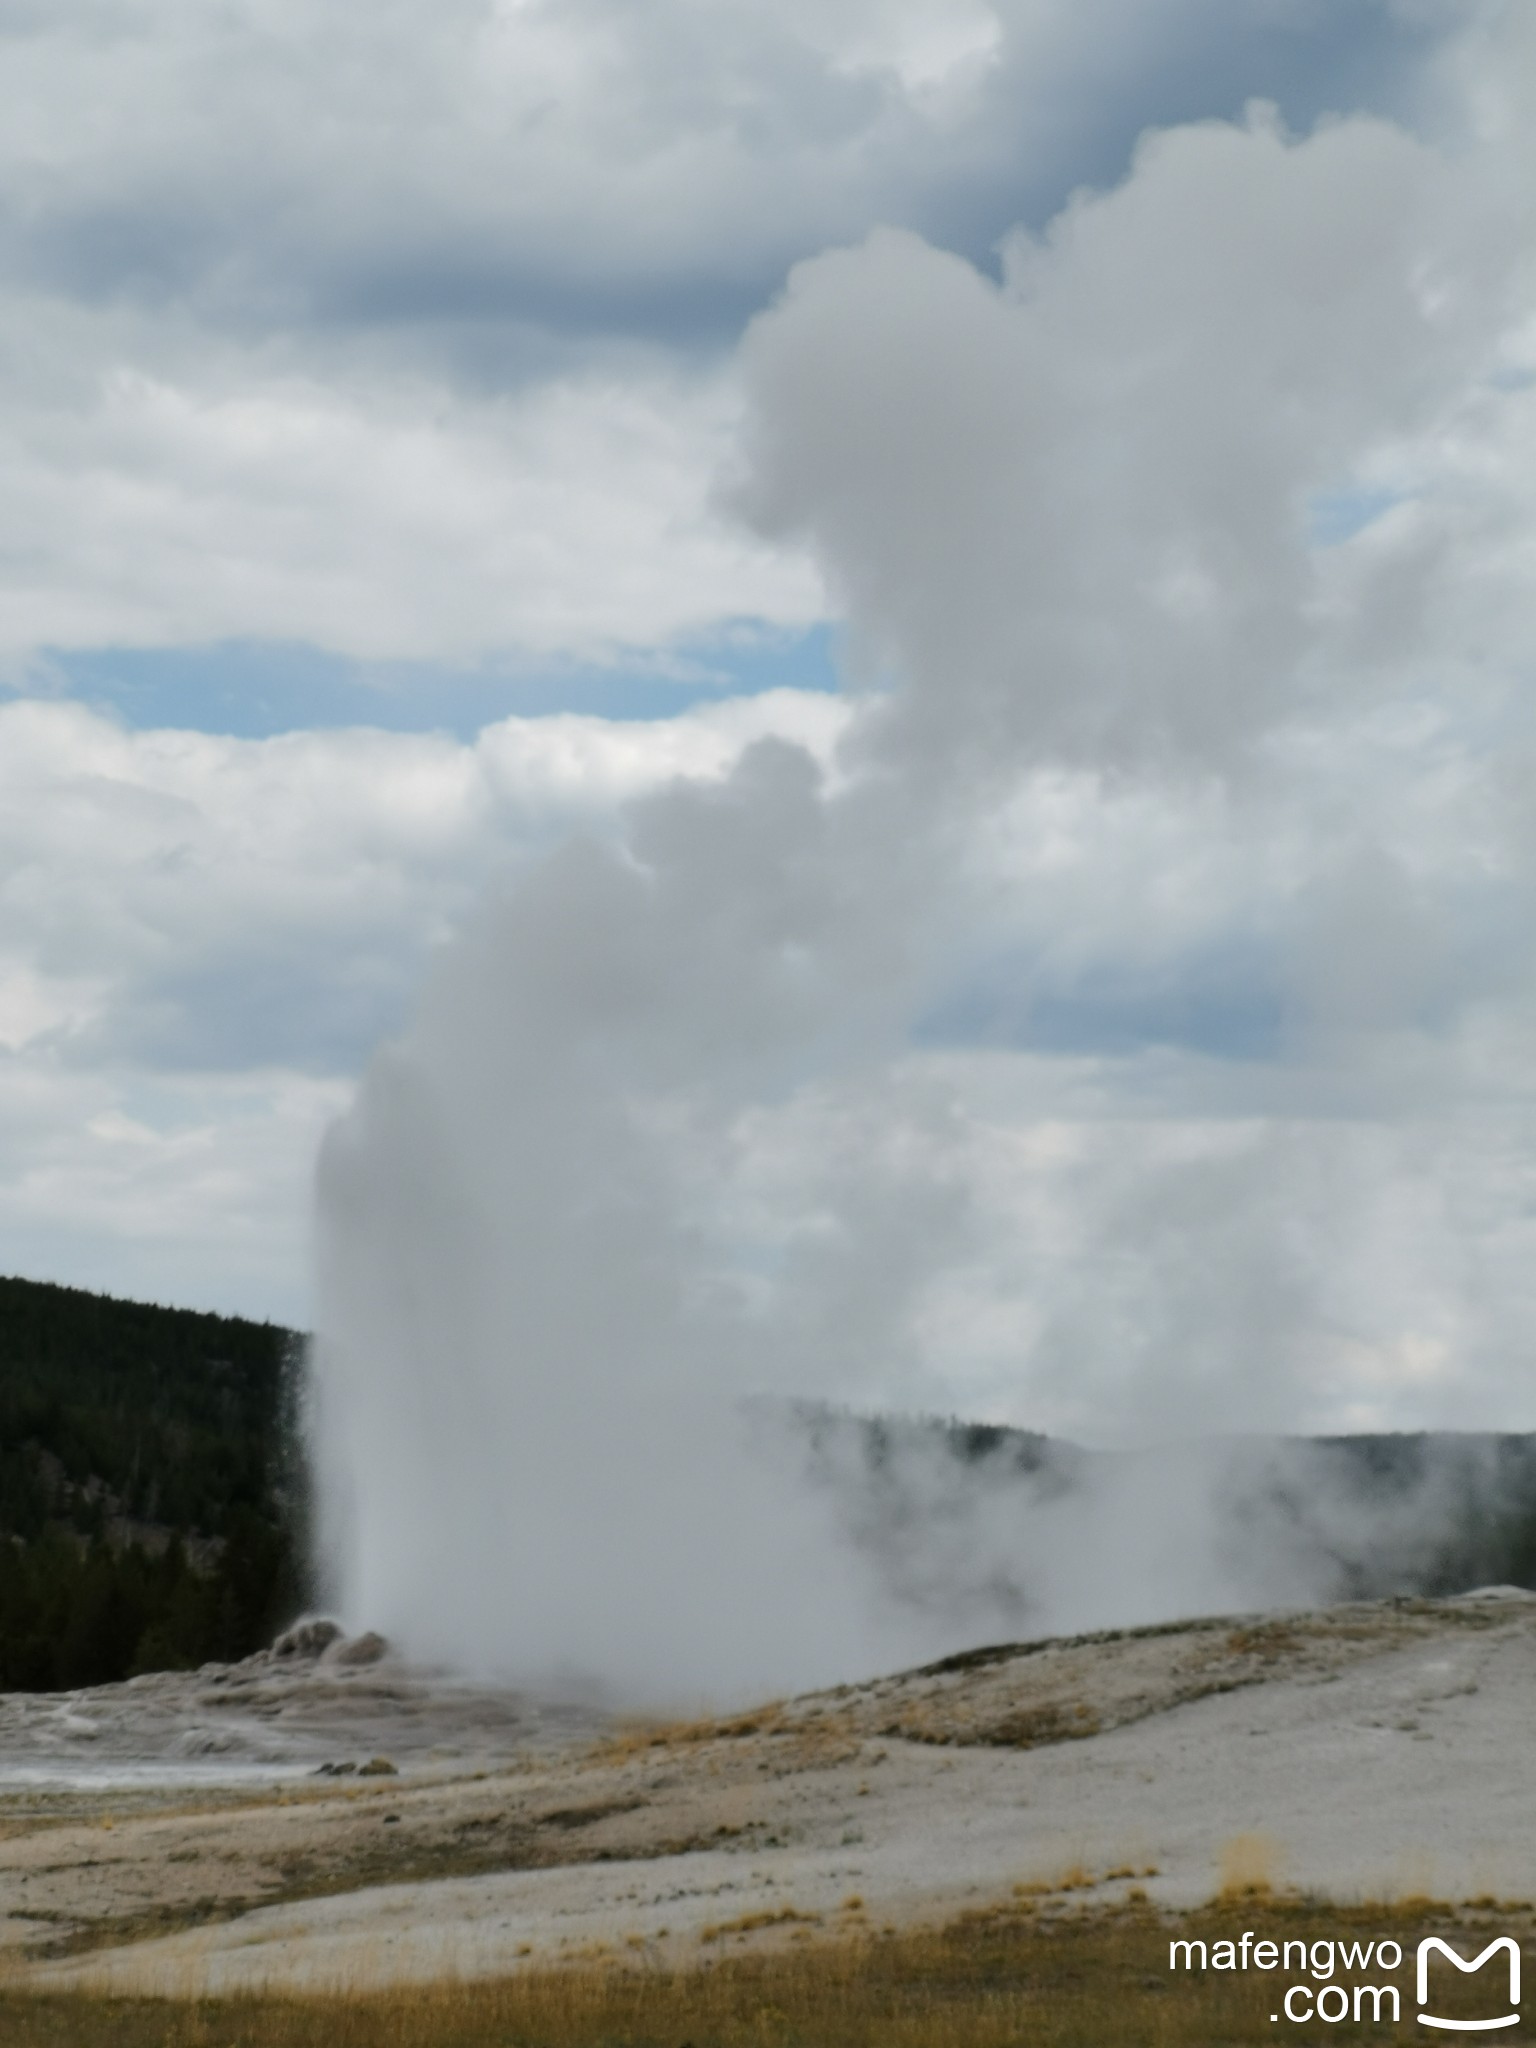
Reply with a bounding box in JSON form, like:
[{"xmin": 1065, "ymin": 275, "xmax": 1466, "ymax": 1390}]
[{"xmin": 311, "ymin": 22, "xmax": 1536, "ymax": 1703}]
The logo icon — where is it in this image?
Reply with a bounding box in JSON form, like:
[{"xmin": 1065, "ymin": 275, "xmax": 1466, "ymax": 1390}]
[{"xmin": 1417, "ymin": 1936, "xmax": 1521, "ymax": 2032}]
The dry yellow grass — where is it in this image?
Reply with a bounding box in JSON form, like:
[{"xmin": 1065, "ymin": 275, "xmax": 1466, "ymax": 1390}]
[
  {"xmin": 4, "ymin": 1892, "xmax": 1531, "ymax": 2046},
  {"xmin": 586, "ymin": 1697, "xmax": 872, "ymax": 1774},
  {"xmin": 701, "ymin": 1905, "xmax": 822, "ymax": 1942},
  {"xmin": 588, "ymin": 1699, "xmax": 793, "ymax": 1764}
]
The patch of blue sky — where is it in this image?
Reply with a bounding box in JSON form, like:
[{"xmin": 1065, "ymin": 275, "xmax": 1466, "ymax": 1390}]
[
  {"xmin": 36, "ymin": 623, "xmax": 843, "ymax": 740},
  {"xmin": 1306, "ymin": 484, "xmax": 1406, "ymax": 548},
  {"xmin": 1015, "ymin": 981, "xmax": 1283, "ymax": 1064},
  {"xmin": 100, "ymin": 953, "xmax": 421, "ymax": 1078},
  {"xmin": 917, "ymin": 945, "xmax": 1285, "ymax": 1065}
]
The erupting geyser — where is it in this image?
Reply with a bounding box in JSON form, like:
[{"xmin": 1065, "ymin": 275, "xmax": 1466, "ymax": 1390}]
[{"xmin": 310, "ymin": 67, "xmax": 1536, "ymax": 1703}]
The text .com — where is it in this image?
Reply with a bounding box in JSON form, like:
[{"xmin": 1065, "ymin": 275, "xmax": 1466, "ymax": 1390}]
[{"xmin": 1169, "ymin": 1929, "xmax": 1521, "ymax": 2030}]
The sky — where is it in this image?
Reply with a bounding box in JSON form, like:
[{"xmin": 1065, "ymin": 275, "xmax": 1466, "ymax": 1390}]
[{"xmin": 5, "ymin": 0, "xmax": 1536, "ymax": 1447}]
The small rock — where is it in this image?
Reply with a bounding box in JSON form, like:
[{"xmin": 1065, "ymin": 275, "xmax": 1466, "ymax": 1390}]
[
  {"xmin": 326, "ymin": 1630, "xmax": 389, "ymax": 1669},
  {"xmin": 271, "ymin": 1618, "xmax": 345, "ymax": 1661},
  {"xmin": 358, "ymin": 1756, "xmax": 398, "ymax": 1776}
]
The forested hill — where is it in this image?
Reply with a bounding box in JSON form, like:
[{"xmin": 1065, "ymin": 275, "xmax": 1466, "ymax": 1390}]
[
  {"xmin": 0, "ymin": 1275, "xmax": 305, "ymax": 1692},
  {"xmin": 5, "ymin": 1271, "xmax": 1536, "ymax": 1701}
]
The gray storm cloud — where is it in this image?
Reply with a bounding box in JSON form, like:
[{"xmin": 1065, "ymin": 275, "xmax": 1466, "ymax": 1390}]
[
  {"xmin": 311, "ymin": 31, "xmax": 1536, "ymax": 1702},
  {"xmin": 0, "ymin": 0, "xmax": 1472, "ymax": 673}
]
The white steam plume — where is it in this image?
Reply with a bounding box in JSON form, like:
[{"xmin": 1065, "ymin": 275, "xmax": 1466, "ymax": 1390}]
[{"xmin": 311, "ymin": 19, "xmax": 1536, "ymax": 1703}]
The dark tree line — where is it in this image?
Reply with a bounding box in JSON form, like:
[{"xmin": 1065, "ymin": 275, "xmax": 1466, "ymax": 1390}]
[
  {"xmin": 7, "ymin": 1270, "xmax": 1536, "ymax": 1696},
  {"xmin": 0, "ymin": 1275, "xmax": 306, "ymax": 1690}
]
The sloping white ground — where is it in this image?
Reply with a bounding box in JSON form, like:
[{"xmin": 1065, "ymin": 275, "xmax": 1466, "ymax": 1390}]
[
  {"xmin": 19, "ymin": 1589, "xmax": 1536, "ymax": 1996},
  {"xmin": 0, "ymin": 1623, "xmax": 601, "ymax": 1780}
]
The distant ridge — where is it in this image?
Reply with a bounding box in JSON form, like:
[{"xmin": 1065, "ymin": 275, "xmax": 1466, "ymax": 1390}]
[
  {"xmin": 781, "ymin": 1399, "xmax": 1536, "ymax": 1620},
  {"xmin": 5, "ymin": 1271, "xmax": 1534, "ymax": 1695}
]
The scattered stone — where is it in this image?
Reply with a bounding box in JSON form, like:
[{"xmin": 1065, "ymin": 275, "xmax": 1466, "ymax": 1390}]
[
  {"xmin": 271, "ymin": 1619, "xmax": 345, "ymax": 1661},
  {"xmin": 326, "ymin": 1631, "xmax": 389, "ymax": 1669}
]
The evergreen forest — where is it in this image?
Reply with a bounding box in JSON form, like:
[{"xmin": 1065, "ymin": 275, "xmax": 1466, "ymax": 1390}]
[
  {"xmin": 4, "ymin": 1271, "xmax": 1536, "ymax": 1699},
  {"xmin": 0, "ymin": 1274, "xmax": 304, "ymax": 1691}
]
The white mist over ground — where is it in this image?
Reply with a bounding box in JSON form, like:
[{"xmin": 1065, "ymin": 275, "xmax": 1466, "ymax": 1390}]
[{"xmin": 312, "ymin": 14, "xmax": 1536, "ymax": 1705}]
